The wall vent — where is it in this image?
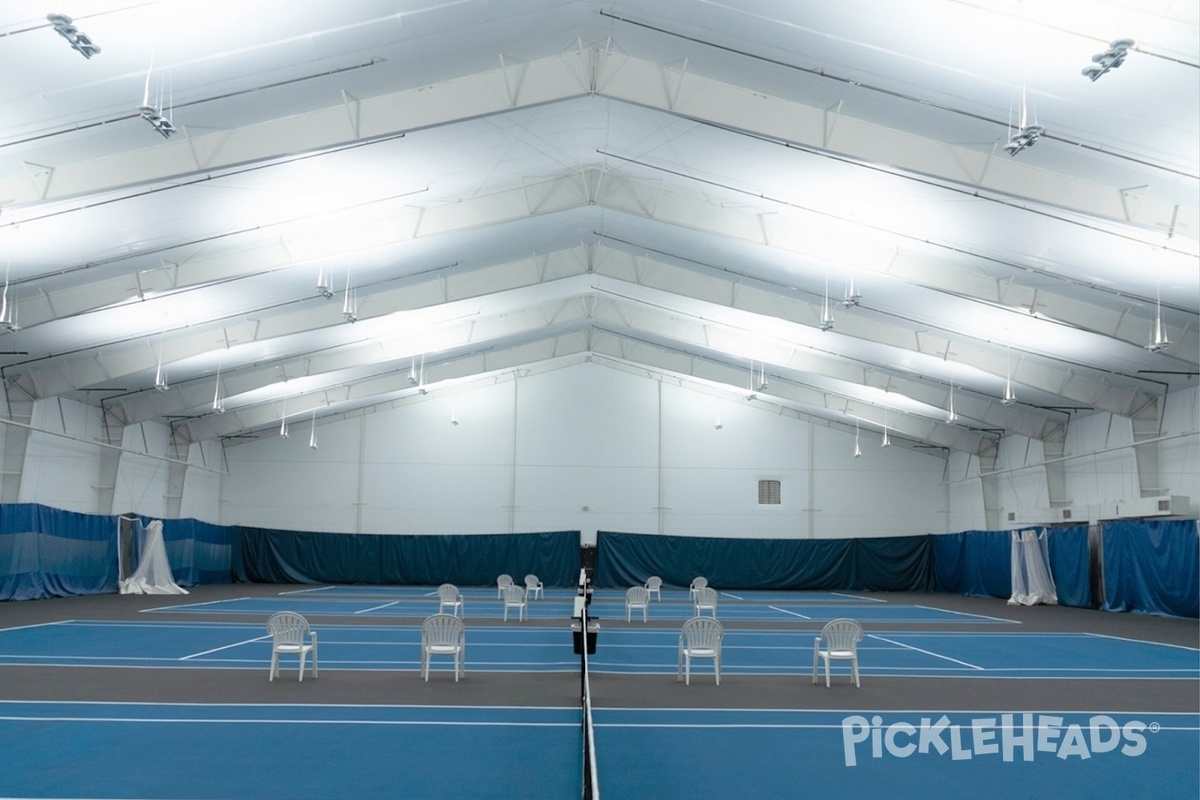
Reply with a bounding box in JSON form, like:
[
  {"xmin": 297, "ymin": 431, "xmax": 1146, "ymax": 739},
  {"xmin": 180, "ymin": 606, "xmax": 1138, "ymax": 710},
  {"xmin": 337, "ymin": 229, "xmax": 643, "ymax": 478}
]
[{"xmin": 757, "ymin": 479, "xmax": 781, "ymax": 505}]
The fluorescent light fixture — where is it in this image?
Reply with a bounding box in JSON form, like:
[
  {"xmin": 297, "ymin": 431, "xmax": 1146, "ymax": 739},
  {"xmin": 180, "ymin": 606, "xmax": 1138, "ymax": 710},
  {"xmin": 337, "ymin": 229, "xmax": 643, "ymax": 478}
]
[
  {"xmin": 308, "ymin": 408, "xmax": 318, "ymax": 450},
  {"xmin": 946, "ymin": 380, "xmax": 959, "ymax": 424},
  {"xmin": 1083, "ymin": 39, "xmax": 1134, "ymax": 81},
  {"xmin": 853, "ymin": 420, "xmax": 862, "ymax": 458},
  {"xmin": 47, "ymin": 13, "xmax": 100, "ymax": 59}
]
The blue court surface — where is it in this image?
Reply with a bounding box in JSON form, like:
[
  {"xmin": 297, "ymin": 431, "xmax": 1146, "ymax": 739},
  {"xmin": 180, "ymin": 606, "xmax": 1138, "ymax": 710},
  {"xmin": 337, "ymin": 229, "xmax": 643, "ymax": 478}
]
[
  {"xmin": 592, "ymin": 708, "xmax": 1200, "ymax": 800},
  {"xmin": 0, "ymin": 701, "xmax": 1193, "ymax": 800},
  {"xmin": 1, "ymin": 621, "xmax": 1195, "ymax": 679},
  {"xmin": 0, "ymin": 701, "xmax": 580, "ymax": 800}
]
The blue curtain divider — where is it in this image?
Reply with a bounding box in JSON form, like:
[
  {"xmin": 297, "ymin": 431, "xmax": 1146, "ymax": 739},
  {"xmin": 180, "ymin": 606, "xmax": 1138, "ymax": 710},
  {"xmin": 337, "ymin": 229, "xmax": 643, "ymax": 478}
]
[
  {"xmin": 0, "ymin": 504, "xmax": 232, "ymax": 602},
  {"xmin": 232, "ymin": 526, "xmax": 581, "ymax": 588},
  {"xmin": 1101, "ymin": 518, "xmax": 1199, "ymax": 618},
  {"xmin": 593, "ymin": 531, "xmax": 934, "ymax": 591},
  {"xmin": 931, "ymin": 530, "xmax": 1012, "ymax": 599},
  {"xmin": 1046, "ymin": 525, "xmax": 1091, "ymax": 608}
]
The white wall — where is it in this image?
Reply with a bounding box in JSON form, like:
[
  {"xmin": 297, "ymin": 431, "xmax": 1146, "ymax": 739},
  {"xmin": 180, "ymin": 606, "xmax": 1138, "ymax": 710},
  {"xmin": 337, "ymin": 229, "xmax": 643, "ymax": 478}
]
[
  {"xmin": 8, "ymin": 396, "xmax": 223, "ymax": 521},
  {"xmin": 220, "ymin": 363, "xmax": 950, "ymax": 537},
  {"xmin": 946, "ymin": 384, "xmax": 1200, "ymax": 527}
]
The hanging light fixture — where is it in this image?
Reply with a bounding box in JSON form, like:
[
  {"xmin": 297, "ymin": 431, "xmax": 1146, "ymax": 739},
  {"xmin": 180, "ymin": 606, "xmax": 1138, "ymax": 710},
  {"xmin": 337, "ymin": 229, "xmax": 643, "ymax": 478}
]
[
  {"xmin": 1004, "ymin": 82, "xmax": 1044, "ymax": 156},
  {"xmin": 853, "ymin": 419, "xmax": 862, "ymax": 458},
  {"xmin": 819, "ymin": 275, "xmax": 835, "ymax": 331},
  {"xmin": 0, "ymin": 258, "xmax": 19, "ymax": 334},
  {"xmin": 946, "ymin": 379, "xmax": 959, "ymax": 424},
  {"xmin": 841, "ymin": 274, "xmax": 861, "ymax": 308},
  {"xmin": 308, "ymin": 407, "xmax": 318, "ymax": 450},
  {"xmin": 408, "ymin": 357, "xmax": 420, "ymax": 385},
  {"xmin": 756, "ymin": 360, "xmax": 768, "ymax": 392},
  {"xmin": 138, "ymin": 58, "xmax": 177, "ymax": 138},
  {"xmin": 417, "ymin": 354, "xmax": 428, "ymax": 395},
  {"xmin": 1083, "ymin": 39, "xmax": 1135, "ymax": 81},
  {"xmin": 1002, "ymin": 348, "xmax": 1017, "ymax": 407},
  {"xmin": 47, "ymin": 13, "xmax": 101, "ymax": 59},
  {"xmin": 1145, "ymin": 284, "xmax": 1171, "ymax": 352},
  {"xmin": 342, "ymin": 269, "xmax": 358, "ymax": 323},
  {"xmin": 316, "ymin": 266, "xmax": 333, "ymax": 299},
  {"xmin": 881, "ymin": 412, "xmax": 891, "ymax": 448},
  {"xmin": 211, "ymin": 364, "xmax": 225, "ymax": 414},
  {"xmin": 153, "ymin": 332, "xmax": 169, "ymax": 392}
]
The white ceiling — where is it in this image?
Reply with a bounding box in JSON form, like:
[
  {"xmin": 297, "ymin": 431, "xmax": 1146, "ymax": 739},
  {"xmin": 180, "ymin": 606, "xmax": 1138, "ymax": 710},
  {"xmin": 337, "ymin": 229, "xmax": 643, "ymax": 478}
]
[{"xmin": 1, "ymin": 0, "xmax": 1196, "ymax": 459}]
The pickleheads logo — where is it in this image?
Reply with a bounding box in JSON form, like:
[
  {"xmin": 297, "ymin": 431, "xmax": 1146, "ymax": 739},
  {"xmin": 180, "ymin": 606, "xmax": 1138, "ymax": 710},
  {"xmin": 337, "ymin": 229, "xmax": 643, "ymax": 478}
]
[{"xmin": 841, "ymin": 713, "xmax": 1157, "ymax": 767}]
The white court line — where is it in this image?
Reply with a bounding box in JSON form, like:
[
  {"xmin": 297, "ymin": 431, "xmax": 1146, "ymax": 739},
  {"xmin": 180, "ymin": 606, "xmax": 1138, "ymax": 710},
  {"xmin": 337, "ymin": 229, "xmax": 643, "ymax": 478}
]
[
  {"xmin": 720, "ymin": 591, "xmax": 744, "ymax": 600},
  {"xmin": 768, "ymin": 606, "xmax": 811, "ymax": 619},
  {"xmin": 355, "ymin": 601, "xmax": 399, "ymax": 614},
  {"xmin": 180, "ymin": 635, "xmax": 270, "ymax": 660},
  {"xmin": 0, "ymin": 620, "xmax": 76, "ymax": 633},
  {"xmin": 141, "ymin": 598, "xmax": 250, "ymax": 612},
  {"xmin": 1083, "ymin": 632, "xmax": 1200, "ymax": 652},
  {"xmin": 830, "ymin": 591, "xmax": 887, "ymax": 603},
  {"xmin": 913, "ymin": 604, "xmax": 1019, "ymax": 623},
  {"xmin": 279, "ymin": 586, "xmax": 335, "ymax": 595},
  {"xmin": 868, "ymin": 633, "xmax": 985, "ymax": 670}
]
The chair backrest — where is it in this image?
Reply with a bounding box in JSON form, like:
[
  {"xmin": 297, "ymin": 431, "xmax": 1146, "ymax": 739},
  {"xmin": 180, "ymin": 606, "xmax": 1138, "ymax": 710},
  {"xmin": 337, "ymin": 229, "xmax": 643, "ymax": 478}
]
[
  {"xmin": 504, "ymin": 584, "xmax": 526, "ymax": 604},
  {"xmin": 422, "ymin": 613, "xmax": 465, "ymax": 646},
  {"xmin": 690, "ymin": 576, "xmax": 708, "ymax": 591},
  {"xmin": 645, "ymin": 576, "xmax": 662, "ymax": 591},
  {"xmin": 524, "ymin": 574, "xmax": 540, "ymax": 588},
  {"xmin": 497, "ymin": 574, "xmax": 513, "ymax": 589},
  {"xmin": 820, "ymin": 618, "xmax": 864, "ymax": 650},
  {"xmin": 626, "ymin": 586, "xmax": 649, "ymax": 605},
  {"xmin": 267, "ymin": 612, "xmax": 310, "ymax": 646},
  {"xmin": 680, "ymin": 616, "xmax": 723, "ymax": 648},
  {"xmin": 437, "ymin": 583, "xmax": 461, "ymax": 602},
  {"xmin": 694, "ymin": 586, "xmax": 718, "ymax": 607}
]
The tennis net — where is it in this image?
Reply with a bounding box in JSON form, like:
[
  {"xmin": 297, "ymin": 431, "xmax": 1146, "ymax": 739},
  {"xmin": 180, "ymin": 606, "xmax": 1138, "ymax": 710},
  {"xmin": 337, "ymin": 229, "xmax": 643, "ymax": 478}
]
[{"xmin": 575, "ymin": 569, "xmax": 600, "ymax": 799}]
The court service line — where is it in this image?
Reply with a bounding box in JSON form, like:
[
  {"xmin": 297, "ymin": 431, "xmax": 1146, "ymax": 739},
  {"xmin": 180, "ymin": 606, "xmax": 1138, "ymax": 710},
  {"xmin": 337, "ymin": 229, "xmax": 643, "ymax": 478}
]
[
  {"xmin": 867, "ymin": 633, "xmax": 985, "ymax": 670},
  {"xmin": 769, "ymin": 606, "xmax": 811, "ymax": 619},
  {"xmin": 1083, "ymin": 632, "xmax": 1200, "ymax": 652},
  {"xmin": 181, "ymin": 635, "xmax": 271, "ymax": 660},
  {"xmin": 913, "ymin": 604, "xmax": 1018, "ymax": 624},
  {"xmin": 142, "ymin": 598, "xmax": 251, "ymax": 612},
  {"xmin": 831, "ymin": 591, "xmax": 886, "ymax": 603},
  {"xmin": 355, "ymin": 601, "xmax": 400, "ymax": 614}
]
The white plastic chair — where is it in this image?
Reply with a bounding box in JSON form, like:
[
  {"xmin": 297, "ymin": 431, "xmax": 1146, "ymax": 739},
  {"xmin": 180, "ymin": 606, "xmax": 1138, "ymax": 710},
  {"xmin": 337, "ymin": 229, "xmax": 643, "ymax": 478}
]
[
  {"xmin": 421, "ymin": 614, "xmax": 466, "ymax": 681},
  {"xmin": 267, "ymin": 611, "xmax": 318, "ymax": 682},
  {"xmin": 496, "ymin": 573, "xmax": 513, "ymax": 598},
  {"xmin": 677, "ymin": 617, "xmax": 723, "ymax": 685},
  {"xmin": 625, "ymin": 586, "xmax": 650, "ymax": 622},
  {"xmin": 693, "ymin": 586, "xmax": 718, "ymax": 618},
  {"xmin": 524, "ymin": 574, "xmax": 544, "ymax": 600},
  {"xmin": 645, "ymin": 576, "xmax": 663, "ymax": 601},
  {"xmin": 502, "ymin": 584, "xmax": 527, "ymax": 621},
  {"xmin": 812, "ymin": 618, "xmax": 864, "ymax": 687},
  {"xmin": 437, "ymin": 583, "xmax": 464, "ymax": 617},
  {"xmin": 689, "ymin": 576, "xmax": 708, "ymax": 600}
]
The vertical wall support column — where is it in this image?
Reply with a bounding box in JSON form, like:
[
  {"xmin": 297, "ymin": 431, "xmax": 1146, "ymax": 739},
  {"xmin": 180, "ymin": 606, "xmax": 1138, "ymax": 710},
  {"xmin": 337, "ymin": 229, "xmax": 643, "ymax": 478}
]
[
  {"xmin": 355, "ymin": 415, "xmax": 366, "ymax": 534},
  {"xmin": 0, "ymin": 385, "xmax": 33, "ymax": 504},
  {"xmin": 164, "ymin": 460, "xmax": 186, "ymax": 519},
  {"xmin": 656, "ymin": 379, "xmax": 664, "ymax": 535},
  {"xmin": 508, "ymin": 377, "xmax": 519, "ymax": 534}
]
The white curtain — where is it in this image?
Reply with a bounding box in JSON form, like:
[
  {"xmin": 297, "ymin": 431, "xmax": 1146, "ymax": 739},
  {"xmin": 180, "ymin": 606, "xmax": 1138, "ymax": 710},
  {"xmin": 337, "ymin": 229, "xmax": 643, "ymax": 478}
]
[
  {"xmin": 120, "ymin": 520, "xmax": 188, "ymax": 595},
  {"xmin": 1009, "ymin": 528, "xmax": 1057, "ymax": 606}
]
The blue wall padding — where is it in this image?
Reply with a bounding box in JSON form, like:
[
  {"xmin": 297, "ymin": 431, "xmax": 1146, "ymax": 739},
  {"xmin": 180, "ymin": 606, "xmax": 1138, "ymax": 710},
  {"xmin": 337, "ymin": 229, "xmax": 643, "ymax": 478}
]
[
  {"xmin": 1102, "ymin": 518, "xmax": 1198, "ymax": 618},
  {"xmin": 1046, "ymin": 525, "xmax": 1091, "ymax": 608},
  {"xmin": 232, "ymin": 526, "xmax": 581, "ymax": 587},
  {"xmin": 594, "ymin": 531, "xmax": 934, "ymax": 591},
  {"xmin": 0, "ymin": 504, "xmax": 232, "ymax": 602},
  {"xmin": 931, "ymin": 530, "xmax": 1011, "ymax": 598}
]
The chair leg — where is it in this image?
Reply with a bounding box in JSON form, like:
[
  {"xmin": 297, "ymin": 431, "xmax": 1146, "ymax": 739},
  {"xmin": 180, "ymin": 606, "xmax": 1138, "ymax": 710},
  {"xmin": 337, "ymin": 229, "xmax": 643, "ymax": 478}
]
[
  {"xmin": 812, "ymin": 645, "xmax": 818, "ymax": 685},
  {"xmin": 270, "ymin": 651, "xmax": 279, "ymax": 681},
  {"xmin": 714, "ymin": 653, "xmax": 720, "ymax": 686},
  {"xmin": 298, "ymin": 651, "xmax": 306, "ymax": 682},
  {"xmin": 852, "ymin": 657, "xmax": 859, "ymax": 688},
  {"xmin": 825, "ymin": 656, "xmax": 831, "ymax": 688}
]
